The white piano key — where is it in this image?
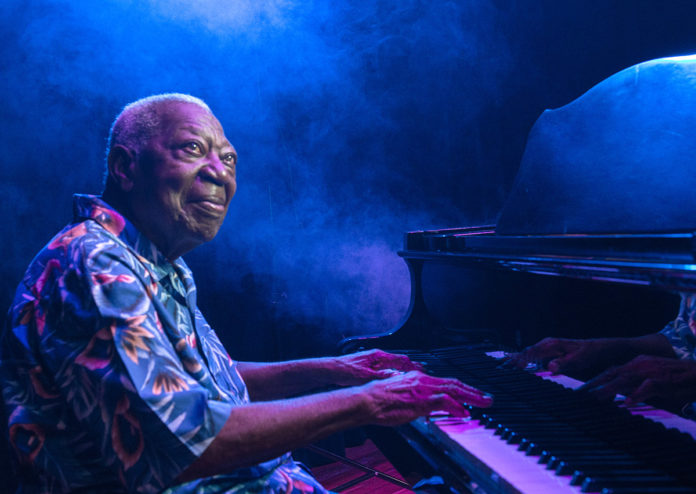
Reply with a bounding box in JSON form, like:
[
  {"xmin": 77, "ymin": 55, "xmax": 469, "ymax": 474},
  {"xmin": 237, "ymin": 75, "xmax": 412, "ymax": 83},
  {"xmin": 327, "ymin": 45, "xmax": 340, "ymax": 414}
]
[
  {"xmin": 422, "ymin": 353, "xmax": 696, "ymax": 493},
  {"xmin": 488, "ymin": 352, "xmax": 696, "ymax": 440},
  {"xmin": 534, "ymin": 369, "xmax": 696, "ymax": 440},
  {"xmin": 420, "ymin": 416, "xmax": 583, "ymax": 494}
]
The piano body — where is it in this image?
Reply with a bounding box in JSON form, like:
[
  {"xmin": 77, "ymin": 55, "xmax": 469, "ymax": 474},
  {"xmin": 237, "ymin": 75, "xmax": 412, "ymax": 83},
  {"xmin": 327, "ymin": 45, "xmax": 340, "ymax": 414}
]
[{"xmin": 341, "ymin": 56, "xmax": 696, "ymax": 493}]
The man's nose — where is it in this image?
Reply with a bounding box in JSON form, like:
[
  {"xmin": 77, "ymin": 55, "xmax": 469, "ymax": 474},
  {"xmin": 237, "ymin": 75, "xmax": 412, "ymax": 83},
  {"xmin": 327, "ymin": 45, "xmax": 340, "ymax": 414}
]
[{"xmin": 200, "ymin": 155, "xmax": 232, "ymax": 185}]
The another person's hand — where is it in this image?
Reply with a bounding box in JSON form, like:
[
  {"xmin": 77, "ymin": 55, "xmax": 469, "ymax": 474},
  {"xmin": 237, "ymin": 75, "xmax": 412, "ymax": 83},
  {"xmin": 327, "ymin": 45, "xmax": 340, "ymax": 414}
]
[
  {"xmin": 504, "ymin": 337, "xmax": 627, "ymax": 380},
  {"xmin": 359, "ymin": 370, "xmax": 493, "ymax": 426},
  {"xmin": 329, "ymin": 349, "xmax": 424, "ymax": 386},
  {"xmin": 579, "ymin": 355, "xmax": 696, "ymax": 411}
]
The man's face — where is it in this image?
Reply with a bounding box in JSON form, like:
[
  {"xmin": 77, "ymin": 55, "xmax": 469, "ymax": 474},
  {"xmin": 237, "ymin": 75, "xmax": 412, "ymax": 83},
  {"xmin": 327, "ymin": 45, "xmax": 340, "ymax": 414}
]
[{"xmin": 129, "ymin": 102, "xmax": 237, "ymax": 259}]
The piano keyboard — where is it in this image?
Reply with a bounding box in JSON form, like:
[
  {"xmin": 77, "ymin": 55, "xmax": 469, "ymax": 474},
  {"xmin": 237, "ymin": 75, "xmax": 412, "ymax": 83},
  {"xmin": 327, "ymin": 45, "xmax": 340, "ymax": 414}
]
[{"xmin": 399, "ymin": 347, "xmax": 696, "ymax": 494}]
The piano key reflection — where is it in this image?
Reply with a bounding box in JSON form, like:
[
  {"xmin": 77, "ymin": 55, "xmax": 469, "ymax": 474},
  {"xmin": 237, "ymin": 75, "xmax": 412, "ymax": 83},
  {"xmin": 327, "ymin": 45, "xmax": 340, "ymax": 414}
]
[{"xmin": 403, "ymin": 347, "xmax": 696, "ymax": 494}]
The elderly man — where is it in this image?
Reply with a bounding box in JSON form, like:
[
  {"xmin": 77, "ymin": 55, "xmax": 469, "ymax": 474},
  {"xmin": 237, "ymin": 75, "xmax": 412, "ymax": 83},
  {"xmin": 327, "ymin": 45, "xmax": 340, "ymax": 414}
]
[{"xmin": 0, "ymin": 94, "xmax": 492, "ymax": 493}]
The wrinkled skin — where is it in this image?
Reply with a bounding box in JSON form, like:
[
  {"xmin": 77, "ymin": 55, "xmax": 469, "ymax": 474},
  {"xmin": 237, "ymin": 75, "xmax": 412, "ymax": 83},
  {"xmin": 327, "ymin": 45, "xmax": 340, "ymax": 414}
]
[
  {"xmin": 332, "ymin": 350, "xmax": 493, "ymax": 419},
  {"xmin": 108, "ymin": 101, "xmax": 238, "ymax": 260},
  {"xmin": 329, "ymin": 349, "xmax": 425, "ymax": 386},
  {"xmin": 334, "ymin": 349, "xmax": 493, "ymax": 422},
  {"xmin": 359, "ymin": 370, "xmax": 494, "ymax": 424},
  {"xmin": 183, "ymin": 352, "xmax": 493, "ymax": 481}
]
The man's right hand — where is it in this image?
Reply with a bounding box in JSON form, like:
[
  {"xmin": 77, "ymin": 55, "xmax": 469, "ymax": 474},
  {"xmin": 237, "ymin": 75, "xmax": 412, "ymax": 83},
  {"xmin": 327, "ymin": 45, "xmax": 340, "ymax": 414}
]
[{"xmin": 359, "ymin": 370, "xmax": 493, "ymax": 426}]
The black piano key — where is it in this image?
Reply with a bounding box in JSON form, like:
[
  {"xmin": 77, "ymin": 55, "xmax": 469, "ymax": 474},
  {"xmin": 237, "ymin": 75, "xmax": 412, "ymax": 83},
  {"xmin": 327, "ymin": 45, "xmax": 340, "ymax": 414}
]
[
  {"xmin": 546, "ymin": 453, "xmax": 635, "ymax": 471},
  {"xmin": 571, "ymin": 470, "xmax": 672, "ymax": 491},
  {"xmin": 402, "ymin": 348, "xmax": 696, "ymax": 492},
  {"xmin": 521, "ymin": 441, "xmax": 545, "ymax": 455},
  {"xmin": 558, "ymin": 460, "xmax": 647, "ymax": 475},
  {"xmin": 582, "ymin": 475, "xmax": 684, "ymax": 492},
  {"xmin": 568, "ymin": 464, "xmax": 661, "ymax": 481}
]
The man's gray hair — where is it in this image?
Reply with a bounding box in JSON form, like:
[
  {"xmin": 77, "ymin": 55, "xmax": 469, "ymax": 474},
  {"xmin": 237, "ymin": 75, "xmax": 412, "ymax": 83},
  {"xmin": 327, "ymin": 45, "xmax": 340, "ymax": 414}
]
[{"xmin": 103, "ymin": 93, "xmax": 211, "ymax": 187}]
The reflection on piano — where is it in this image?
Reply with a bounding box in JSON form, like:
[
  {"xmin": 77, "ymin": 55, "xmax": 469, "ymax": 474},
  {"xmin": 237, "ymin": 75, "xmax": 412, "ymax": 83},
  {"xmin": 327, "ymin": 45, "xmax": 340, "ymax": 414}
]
[
  {"xmin": 341, "ymin": 55, "xmax": 696, "ymax": 493},
  {"xmin": 401, "ymin": 348, "xmax": 696, "ymax": 494}
]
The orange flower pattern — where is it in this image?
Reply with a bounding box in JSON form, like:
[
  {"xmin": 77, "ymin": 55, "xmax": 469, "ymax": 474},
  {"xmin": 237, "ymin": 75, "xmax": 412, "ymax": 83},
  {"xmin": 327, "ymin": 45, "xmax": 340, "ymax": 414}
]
[{"xmin": 0, "ymin": 195, "xmax": 327, "ymax": 493}]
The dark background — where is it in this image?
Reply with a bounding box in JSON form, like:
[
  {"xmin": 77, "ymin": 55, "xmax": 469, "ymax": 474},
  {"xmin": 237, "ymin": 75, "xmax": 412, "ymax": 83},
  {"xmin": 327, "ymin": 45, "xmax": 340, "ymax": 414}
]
[{"xmin": 2, "ymin": 0, "xmax": 696, "ymax": 362}]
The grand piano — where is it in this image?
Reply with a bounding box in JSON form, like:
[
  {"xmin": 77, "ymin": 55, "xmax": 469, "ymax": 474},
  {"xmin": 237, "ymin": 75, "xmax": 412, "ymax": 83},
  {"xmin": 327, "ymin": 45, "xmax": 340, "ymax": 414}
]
[{"xmin": 340, "ymin": 56, "xmax": 696, "ymax": 493}]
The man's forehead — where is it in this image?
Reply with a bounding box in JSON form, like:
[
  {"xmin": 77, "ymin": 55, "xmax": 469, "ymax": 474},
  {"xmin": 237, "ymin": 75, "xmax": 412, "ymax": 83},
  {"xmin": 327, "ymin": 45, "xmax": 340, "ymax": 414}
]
[
  {"xmin": 160, "ymin": 102, "xmax": 233, "ymax": 147},
  {"xmin": 161, "ymin": 101, "xmax": 218, "ymax": 126}
]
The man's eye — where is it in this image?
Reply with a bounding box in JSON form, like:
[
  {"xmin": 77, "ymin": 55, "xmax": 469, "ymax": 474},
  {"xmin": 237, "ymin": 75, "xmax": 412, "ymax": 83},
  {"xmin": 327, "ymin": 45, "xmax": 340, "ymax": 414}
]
[
  {"xmin": 184, "ymin": 142, "xmax": 202, "ymax": 153},
  {"xmin": 222, "ymin": 154, "xmax": 237, "ymax": 166}
]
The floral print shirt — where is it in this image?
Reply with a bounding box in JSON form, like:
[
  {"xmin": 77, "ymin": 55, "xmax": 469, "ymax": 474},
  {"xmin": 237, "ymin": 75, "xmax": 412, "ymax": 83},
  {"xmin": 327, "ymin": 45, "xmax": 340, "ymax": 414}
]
[
  {"xmin": 0, "ymin": 195, "xmax": 326, "ymax": 494},
  {"xmin": 660, "ymin": 292, "xmax": 696, "ymax": 361},
  {"xmin": 659, "ymin": 292, "xmax": 696, "ymax": 418}
]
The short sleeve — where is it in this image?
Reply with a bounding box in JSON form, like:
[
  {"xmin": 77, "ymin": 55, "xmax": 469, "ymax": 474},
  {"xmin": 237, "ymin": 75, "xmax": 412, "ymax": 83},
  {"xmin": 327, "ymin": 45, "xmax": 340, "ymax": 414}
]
[{"xmin": 42, "ymin": 234, "xmax": 235, "ymax": 491}]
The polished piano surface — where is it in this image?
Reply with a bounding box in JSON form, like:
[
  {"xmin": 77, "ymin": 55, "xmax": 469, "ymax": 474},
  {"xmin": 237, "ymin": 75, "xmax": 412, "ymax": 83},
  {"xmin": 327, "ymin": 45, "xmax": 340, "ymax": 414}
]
[{"xmin": 340, "ymin": 56, "xmax": 696, "ymax": 493}]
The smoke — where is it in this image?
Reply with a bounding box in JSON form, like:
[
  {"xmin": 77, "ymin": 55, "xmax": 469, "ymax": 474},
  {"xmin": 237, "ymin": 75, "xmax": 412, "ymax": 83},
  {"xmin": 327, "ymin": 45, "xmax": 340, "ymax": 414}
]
[
  {"xmin": 5, "ymin": 0, "xmax": 694, "ymax": 359},
  {"xmin": 0, "ymin": 0, "xmax": 519, "ymax": 359}
]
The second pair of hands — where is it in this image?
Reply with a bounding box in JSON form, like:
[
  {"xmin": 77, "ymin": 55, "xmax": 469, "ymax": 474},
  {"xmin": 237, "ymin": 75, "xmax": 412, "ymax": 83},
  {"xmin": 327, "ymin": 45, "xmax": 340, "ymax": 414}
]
[{"xmin": 504, "ymin": 336, "xmax": 696, "ymax": 411}]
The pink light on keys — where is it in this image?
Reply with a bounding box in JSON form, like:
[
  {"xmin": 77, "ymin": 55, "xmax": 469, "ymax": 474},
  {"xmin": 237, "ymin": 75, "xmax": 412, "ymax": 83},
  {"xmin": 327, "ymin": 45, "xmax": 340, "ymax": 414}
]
[{"xmin": 424, "ymin": 415, "xmax": 583, "ymax": 494}]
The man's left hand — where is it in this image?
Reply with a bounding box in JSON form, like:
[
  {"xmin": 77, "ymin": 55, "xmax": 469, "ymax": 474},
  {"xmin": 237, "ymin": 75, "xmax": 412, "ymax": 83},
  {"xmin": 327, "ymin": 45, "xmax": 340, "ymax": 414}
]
[
  {"xmin": 329, "ymin": 349, "xmax": 425, "ymax": 386},
  {"xmin": 580, "ymin": 355, "xmax": 696, "ymax": 410}
]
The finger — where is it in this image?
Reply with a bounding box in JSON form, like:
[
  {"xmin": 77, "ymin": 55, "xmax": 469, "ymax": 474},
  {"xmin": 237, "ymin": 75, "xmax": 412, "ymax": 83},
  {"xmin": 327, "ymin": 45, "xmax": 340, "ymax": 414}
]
[
  {"xmin": 409, "ymin": 360, "xmax": 427, "ymax": 372},
  {"xmin": 500, "ymin": 352, "xmax": 528, "ymax": 369},
  {"xmin": 410, "ymin": 373, "xmax": 493, "ymax": 408},
  {"xmin": 548, "ymin": 352, "xmax": 585, "ymax": 375},
  {"xmin": 502, "ymin": 353, "xmax": 546, "ymax": 370},
  {"xmin": 547, "ymin": 357, "xmax": 563, "ymax": 374},
  {"xmin": 430, "ymin": 393, "xmax": 471, "ymax": 418},
  {"xmin": 419, "ymin": 374, "xmax": 484, "ymax": 395},
  {"xmin": 391, "ymin": 354, "xmax": 424, "ymax": 372},
  {"xmin": 375, "ymin": 369, "xmax": 404, "ymax": 379},
  {"xmin": 464, "ymin": 391, "xmax": 494, "ymax": 408},
  {"xmin": 388, "ymin": 359, "xmax": 422, "ymax": 372},
  {"xmin": 579, "ymin": 366, "xmax": 620, "ymax": 392},
  {"xmin": 625, "ymin": 379, "xmax": 662, "ymax": 406},
  {"xmin": 367, "ymin": 351, "xmax": 421, "ymax": 372},
  {"xmin": 585, "ymin": 383, "xmax": 621, "ymax": 402},
  {"xmin": 504, "ymin": 345, "xmax": 563, "ymax": 370},
  {"xmin": 585, "ymin": 373, "xmax": 635, "ymax": 401},
  {"xmin": 436, "ymin": 379, "xmax": 494, "ymax": 408}
]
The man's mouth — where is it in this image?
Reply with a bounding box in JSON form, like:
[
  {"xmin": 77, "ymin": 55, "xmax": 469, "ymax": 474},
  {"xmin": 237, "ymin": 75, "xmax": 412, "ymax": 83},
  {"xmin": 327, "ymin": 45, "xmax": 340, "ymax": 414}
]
[{"xmin": 190, "ymin": 197, "xmax": 226, "ymax": 215}]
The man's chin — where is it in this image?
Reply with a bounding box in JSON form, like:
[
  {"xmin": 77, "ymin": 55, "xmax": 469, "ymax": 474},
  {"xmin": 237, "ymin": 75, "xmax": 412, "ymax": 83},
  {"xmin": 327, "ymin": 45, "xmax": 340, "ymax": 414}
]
[{"xmin": 192, "ymin": 222, "xmax": 223, "ymax": 243}]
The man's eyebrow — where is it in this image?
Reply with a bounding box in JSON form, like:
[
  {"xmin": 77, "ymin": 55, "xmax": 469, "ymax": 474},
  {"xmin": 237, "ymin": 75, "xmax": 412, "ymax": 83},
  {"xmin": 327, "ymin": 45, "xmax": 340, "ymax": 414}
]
[{"xmin": 177, "ymin": 125, "xmax": 235, "ymax": 152}]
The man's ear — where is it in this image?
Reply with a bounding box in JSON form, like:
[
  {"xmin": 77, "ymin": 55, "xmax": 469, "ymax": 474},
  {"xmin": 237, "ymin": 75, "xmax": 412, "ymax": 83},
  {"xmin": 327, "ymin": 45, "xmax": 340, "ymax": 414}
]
[{"xmin": 107, "ymin": 144, "xmax": 137, "ymax": 192}]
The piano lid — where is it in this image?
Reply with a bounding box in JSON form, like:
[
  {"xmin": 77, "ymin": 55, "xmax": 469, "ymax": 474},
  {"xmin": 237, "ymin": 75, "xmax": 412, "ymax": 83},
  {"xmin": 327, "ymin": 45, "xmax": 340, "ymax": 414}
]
[{"xmin": 497, "ymin": 55, "xmax": 696, "ymax": 236}]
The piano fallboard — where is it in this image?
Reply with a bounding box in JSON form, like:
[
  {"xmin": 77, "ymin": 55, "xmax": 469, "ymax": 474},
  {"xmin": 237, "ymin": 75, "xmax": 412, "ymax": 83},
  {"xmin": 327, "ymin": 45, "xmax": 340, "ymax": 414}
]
[{"xmin": 401, "ymin": 228, "xmax": 696, "ymax": 292}]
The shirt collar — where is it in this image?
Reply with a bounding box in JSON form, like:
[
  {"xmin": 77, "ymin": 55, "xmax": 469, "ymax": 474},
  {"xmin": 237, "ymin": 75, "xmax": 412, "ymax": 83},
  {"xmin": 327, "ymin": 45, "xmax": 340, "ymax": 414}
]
[{"xmin": 72, "ymin": 194, "xmax": 191, "ymax": 282}]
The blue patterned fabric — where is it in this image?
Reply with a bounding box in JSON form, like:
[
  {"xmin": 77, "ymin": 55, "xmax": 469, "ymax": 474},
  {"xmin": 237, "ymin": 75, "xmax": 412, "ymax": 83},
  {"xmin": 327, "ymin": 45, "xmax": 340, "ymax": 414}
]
[
  {"xmin": 660, "ymin": 292, "xmax": 696, "ymax": 361},
  {"xmin": 0, "ymin": 194, "xmax": 327, "ymax": 493},
  {"xmin": 660, "ymin": 292, "xmax": 696, "ymax": 418}
]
